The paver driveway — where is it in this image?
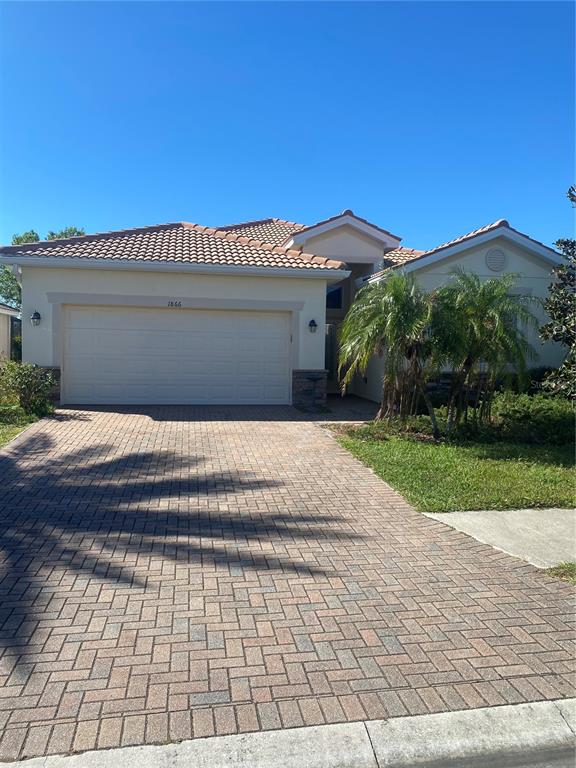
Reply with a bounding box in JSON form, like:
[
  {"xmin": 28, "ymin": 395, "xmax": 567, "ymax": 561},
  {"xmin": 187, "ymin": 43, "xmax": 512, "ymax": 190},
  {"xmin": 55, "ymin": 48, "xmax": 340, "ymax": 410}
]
[{"xmin": 0, "ymin": 407, "xmax": 574, "ymax": 762}]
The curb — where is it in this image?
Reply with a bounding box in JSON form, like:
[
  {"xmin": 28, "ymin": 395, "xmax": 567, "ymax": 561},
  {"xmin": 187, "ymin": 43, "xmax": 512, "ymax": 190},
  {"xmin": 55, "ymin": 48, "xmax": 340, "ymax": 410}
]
[{"xmin": 4, "ymin": 699, "xmax": 575, "ymax": 767}]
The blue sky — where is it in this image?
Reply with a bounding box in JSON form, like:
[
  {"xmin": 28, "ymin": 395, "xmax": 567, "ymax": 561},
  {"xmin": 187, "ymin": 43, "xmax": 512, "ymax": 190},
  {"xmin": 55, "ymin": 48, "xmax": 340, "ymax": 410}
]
[{"xmin": 0, "ymin": 1, "xmax": 573, "ymax": 250}]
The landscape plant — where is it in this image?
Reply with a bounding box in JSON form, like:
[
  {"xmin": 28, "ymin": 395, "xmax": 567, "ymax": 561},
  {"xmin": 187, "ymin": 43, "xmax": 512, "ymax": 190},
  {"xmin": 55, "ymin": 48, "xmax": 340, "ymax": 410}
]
[
  {"xmin": 539, "ymin": 186, "xmax": 575, "ymax": 399},
  {"xmin": 435, "ymin": 270, "xmax": 537, "ymax": 433},
  {"xmin": 339, "ymin": 268, "xmax": 538, "ymax": 438},
  {"xmin": 0, "ymin": 361, "xmax": 55, "ymax": 416},
  {"xmin": 338, "ymin": 272, "xmax": 442, "ymax": 435}
]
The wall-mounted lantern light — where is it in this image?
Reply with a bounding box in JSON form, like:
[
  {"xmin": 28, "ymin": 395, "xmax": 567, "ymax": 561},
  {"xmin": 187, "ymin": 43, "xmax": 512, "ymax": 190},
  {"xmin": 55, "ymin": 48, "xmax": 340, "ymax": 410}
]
[
  {"xmin": 30, "ymin": 311, "xmax": 41, "ymax": 327},
  {"xmin": 308, "ymin": 319, "xmax": 318, "ymax": 333}
]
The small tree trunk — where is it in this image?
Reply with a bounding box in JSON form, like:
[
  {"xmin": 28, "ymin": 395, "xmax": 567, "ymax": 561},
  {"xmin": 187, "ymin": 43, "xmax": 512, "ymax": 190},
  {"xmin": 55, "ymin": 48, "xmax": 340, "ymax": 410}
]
[
  {"xmin": 420, "ymin": 387, "xmax": 441, "ymax": 439},
  {"xmin": 409, "ymin": 384, "xmax": 418, "ymax": 416},
  {"xmin": 447, "ymin": 359, "xmax": 473, "ymax": 434},
  {"xmin": 376, "ymin": 375, "xmax": 389, "ymax": 420}
]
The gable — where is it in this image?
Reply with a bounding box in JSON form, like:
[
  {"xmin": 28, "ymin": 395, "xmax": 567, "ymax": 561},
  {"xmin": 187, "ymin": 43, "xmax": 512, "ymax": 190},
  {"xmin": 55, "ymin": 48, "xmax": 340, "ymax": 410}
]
[
  {"xmin": 299, "ymin": 224, "xmax": 389, "ymax": 264},
  {"xmin": 411, "ymin": 236, "xmax": 557, "ymax": 304},
  {"xmin": 413, "ymin": 236, "xmax": 557, "ymax": 280}
]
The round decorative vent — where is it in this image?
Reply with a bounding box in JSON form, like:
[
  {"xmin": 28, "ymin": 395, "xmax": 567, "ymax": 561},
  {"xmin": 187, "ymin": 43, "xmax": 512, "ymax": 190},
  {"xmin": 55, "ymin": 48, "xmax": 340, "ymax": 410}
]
[{"xmin": 486, "ymin": 247, "xmax": 507, "ymax": 272}]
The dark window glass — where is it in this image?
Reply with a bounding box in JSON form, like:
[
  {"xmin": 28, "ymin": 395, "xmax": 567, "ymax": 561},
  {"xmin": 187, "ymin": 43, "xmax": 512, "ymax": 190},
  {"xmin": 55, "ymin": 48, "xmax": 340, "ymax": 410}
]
[{"xmin": 326, "ymin": 285, "xmax": 343, "ymax": 310}]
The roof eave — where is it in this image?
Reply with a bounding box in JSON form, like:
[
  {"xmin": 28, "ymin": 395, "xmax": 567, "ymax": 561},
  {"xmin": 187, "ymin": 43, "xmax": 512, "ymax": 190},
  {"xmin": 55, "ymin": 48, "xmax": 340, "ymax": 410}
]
[
  {"xmin": 0, "ymin": 305, "xmax": 19, "ymax": 316},
  {"xmin": 0, "ymin": 255, "xmax": 350, "ymax": 281}
]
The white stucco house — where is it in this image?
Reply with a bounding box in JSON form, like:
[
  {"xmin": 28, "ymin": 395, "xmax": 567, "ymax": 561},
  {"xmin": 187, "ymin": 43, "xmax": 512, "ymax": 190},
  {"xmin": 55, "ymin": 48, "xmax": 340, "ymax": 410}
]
[
  {"xmin": 0, "ymin": 210, "xmax": 563, "ymax": 407},
  {"xmin": 0, "ymin": 302, "xmax": 18, "ymax": 361}
]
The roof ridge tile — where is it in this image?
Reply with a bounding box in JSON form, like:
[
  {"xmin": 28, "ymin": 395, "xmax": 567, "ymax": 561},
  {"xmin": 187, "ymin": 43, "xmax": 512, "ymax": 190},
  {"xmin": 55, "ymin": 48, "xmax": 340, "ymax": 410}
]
[
  {"xmin": 295, "ymin": 210, "xmax": 401, "ymax": 242},
  {"xmin": 0, "ymin": 222, "xmax": 185, "ymax": 252},
  {"xmin": 419, "ymin": 219, "xmax": 510, "ymax": 257}
]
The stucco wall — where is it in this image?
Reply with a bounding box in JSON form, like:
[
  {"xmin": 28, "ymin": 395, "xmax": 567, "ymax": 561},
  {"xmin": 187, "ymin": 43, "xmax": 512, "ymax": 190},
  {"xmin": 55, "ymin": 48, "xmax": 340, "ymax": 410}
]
[
  {"xmin": 0, "ymin": 314, "xmax": 10, "ymax": 360},
  {"xmin": 21, "ymin": 267, "xmax": 328, "ymax": 371},
  {"xmin": 353, "ymin": 238, "xmax": 564, "ymax": 403}
]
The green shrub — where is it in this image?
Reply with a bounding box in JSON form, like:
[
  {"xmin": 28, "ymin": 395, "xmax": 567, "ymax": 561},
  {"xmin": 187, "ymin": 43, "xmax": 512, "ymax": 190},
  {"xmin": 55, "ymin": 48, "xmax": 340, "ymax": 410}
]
[
  {"xmin": 491, "ymin": 392, "xmax": 574, "ymax": 445},
  {"xmin": 0, "ymin": 361, "xmax": 55, "ymax": 416},
  {"xmin": 341, "ymin": 393, "xmax": 574, "ymax": 447},
  {"xmin": 0, "ymin": 404, "xmax": 31, "ymax": 424},
  {"xmin": 11, "ymin": 333, "xmax": 22, "ymax": 362}
]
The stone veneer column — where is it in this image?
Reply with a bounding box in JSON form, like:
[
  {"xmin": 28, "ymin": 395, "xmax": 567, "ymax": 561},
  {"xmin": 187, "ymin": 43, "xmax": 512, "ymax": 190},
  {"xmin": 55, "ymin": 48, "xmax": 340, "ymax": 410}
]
[{"xmin": 292, "ymin": 369, "xmax": 327, "ymax": 410}]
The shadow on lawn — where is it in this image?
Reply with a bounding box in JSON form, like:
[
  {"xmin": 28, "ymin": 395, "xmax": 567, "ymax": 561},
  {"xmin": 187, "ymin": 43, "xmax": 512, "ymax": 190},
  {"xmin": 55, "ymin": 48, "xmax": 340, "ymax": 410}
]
[
  {"xmin": 0, "ymin": 432, "xmax": 359, "ymax": 668},
  {"xmin": 455, "ymin": 441, "xmax": 575, "ymax": 468}
]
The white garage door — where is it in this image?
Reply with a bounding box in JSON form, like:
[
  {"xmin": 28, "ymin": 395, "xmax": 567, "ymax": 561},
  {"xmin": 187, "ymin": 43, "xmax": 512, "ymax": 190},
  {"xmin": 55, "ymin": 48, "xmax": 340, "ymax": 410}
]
[{"xmin": 62, "ymin": 306, "xmax": 292, "ymax": 405}]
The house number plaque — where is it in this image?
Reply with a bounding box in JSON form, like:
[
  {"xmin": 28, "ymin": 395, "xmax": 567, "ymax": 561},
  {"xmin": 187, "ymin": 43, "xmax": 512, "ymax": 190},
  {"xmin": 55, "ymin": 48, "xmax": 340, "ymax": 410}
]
[{"xmin": 167, "ymin": 301, "xmax": 182, "ymax": 307}]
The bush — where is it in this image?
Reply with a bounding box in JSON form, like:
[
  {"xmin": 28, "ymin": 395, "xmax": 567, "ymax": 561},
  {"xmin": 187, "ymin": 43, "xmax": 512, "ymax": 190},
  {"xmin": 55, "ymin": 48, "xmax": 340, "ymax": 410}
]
[
  {"xmin": 490, "ymin": 392, "xmax": 574, "ymax": 445},
  {"xmin": 340, "ymin": 392, "xmax": 574, "ymax": 447},
  {"xmin": 0, "ymin": 361, "xmax": 55, "ymax": 416},
  {"xmin": 0, "ymin": 404, "xmax": 30, "ymax": 424},
  {"xmin": 11, "ymin": 333, "xmax": 22, "ymax": 362}
]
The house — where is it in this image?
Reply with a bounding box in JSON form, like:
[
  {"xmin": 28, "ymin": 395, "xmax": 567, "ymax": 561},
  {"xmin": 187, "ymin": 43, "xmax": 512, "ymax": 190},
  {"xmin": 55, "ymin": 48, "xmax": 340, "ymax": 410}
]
[
  {"xmin": 0, "ymin": 211, "xmax": 562, "ymax": 407},
  {"xmin": 0, "ymin": 302, "xmax": 18, "ymax": 360}
]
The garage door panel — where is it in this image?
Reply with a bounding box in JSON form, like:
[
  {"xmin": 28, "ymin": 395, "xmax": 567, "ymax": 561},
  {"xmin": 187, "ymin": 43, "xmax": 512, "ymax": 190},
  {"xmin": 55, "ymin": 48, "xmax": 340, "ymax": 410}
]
[{"xmin": 62, "ymin": 307, "xmax": 291, "ymax": 405}]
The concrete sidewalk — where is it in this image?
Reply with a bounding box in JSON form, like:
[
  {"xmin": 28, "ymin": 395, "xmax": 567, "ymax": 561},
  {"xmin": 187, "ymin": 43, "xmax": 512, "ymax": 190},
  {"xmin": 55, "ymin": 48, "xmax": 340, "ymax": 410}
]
[
  {"xmin": 425, "ymin": 508, "xmax": 576, "ymax": 568},
  {"xmin": 5, "ymin": 699, "xmax": 575, "ymax": 768}
]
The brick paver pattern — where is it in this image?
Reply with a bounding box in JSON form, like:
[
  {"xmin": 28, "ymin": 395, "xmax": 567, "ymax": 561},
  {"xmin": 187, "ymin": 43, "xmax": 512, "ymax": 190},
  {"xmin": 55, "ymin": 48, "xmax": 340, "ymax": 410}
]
[{"xmin": 0, "ymin": 407, "xmax": 574, "ymax": 761}]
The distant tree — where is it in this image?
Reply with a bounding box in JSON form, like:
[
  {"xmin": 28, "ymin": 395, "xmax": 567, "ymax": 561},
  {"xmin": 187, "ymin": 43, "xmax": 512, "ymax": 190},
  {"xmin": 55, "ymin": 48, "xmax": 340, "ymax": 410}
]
[
  {"xmin": 11, "ymin": 230, "xmax": 40, "ymax": 245},
  {"xmin": 0, "ymin": 227, "xmax": 85, "ymax": 309},
  {"xmin": 46, "ymin": 226, "xmax": 85, "ymax": 240},
  {"xmin": 0, "ymin": 268, "xmax": 21, "ymax": 309},
  {"xmin": 540, "ymin": 187, "xmax": 576, "ymax": 398}
]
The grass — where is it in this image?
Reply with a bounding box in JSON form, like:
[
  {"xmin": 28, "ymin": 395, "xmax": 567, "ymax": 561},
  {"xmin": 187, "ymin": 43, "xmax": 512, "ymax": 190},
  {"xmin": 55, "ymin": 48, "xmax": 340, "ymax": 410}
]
[
  {"xmin": 546, "ymin": 562, "xmax": 576, "ymax": 585},
  {"xmin": 0, "ymin": 423, "xmax": 33, "ymax": 447},
  {"xmin": 0, "ymin": 406, "xmax": 37, "ymax": 448},
  {"xmin": 338, "ymin": 433, "xmax": 575, "ymax": 513}
]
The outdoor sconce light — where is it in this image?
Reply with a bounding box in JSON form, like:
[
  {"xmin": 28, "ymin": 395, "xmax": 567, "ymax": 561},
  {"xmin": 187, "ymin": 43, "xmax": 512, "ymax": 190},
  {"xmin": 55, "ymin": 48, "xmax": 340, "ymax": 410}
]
[
  {"xmin": 30, "ymin": 311, "xmax": 41, "ymax": 327},
  {"xmin": 308, "ymin": 319, "xmax": 318, "ymax": 333}
]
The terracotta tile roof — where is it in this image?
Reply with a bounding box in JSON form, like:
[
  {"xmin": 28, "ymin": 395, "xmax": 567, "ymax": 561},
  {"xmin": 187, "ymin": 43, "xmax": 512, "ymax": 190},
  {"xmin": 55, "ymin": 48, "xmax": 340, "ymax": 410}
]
[
  {"xmin": 0, "ymin": 222, "xmax": 345, "ymax": 272},
  {"xmin": 294, "ymin": 209, "xmax": 402, "ymax": 242},
  {"xmin": 416, "ymin": 219, "xmax": 510, "ymax": 259},
  {"xmin": 367, "ymin": 248, "xmax": 425, "ymax": 281},
  {"xmin": 383, "ymin": 247, "xmax": 425, "ymax": 266},
  {"xmin": 417, "ymin": 218, "xmax": 558, "ymax": 261},
  {"xmin": 219, "ymin": 218, "xmax": 306, "ymax": 246}
]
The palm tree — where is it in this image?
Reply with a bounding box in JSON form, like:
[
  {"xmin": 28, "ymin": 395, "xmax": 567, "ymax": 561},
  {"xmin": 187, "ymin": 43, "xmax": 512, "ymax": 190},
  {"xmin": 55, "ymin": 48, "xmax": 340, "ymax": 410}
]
[
  {"xmin": 436, "ymin": 269, "xmax": 538, "ymax": 432},
  {"xmin": 338, "ymin": 272, "xmax": 441, "ymax": 435}
]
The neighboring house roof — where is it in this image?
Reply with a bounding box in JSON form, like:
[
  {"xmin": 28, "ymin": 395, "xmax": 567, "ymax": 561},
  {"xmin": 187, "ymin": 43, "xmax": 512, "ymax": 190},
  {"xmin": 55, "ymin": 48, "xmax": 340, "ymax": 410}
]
[
  {"xmin": 219, "ymin": 218, "xmax": 306, "ymax": 246},
  {"xmin": 0, "ymin": 222, "xmax": 345, "ymax": 272},
  {"xmin": 0, "ymin": 302, "xmax": 18, "ymax": 316},
  {"xmin": 367, "ymin": 219, "xmax": 560, "ymax": 281}
]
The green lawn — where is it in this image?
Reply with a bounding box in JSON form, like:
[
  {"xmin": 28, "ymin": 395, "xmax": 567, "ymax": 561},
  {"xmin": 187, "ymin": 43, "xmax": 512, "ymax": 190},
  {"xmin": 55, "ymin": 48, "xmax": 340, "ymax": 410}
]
[
  {"xmin": 0, "ymin": 418, "xmax": 36, "ymax": 448},
  {"xmin": 339, "ymin": 435, "xmax": 575, "ymax": 513}
]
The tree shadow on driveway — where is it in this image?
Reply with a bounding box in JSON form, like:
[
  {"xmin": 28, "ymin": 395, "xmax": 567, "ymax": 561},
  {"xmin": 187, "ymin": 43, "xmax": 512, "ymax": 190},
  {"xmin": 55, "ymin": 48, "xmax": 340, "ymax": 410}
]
[{"xmin": 0, "ymin": 432, "xmax": 361, "ymax": 671}]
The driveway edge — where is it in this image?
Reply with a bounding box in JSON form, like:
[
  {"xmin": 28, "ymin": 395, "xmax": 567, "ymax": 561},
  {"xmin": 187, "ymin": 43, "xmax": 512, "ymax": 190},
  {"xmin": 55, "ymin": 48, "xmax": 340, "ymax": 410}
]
[{"xmin": 5, "ymin": 699, "xmax": 575, "ymax": 767}]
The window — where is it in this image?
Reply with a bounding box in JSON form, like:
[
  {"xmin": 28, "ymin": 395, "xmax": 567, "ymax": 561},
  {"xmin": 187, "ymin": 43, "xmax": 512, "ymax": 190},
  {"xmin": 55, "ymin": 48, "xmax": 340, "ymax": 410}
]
[{"xmin": 326, "ymin": 284, "xmax": 343, "ymax": 310}]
